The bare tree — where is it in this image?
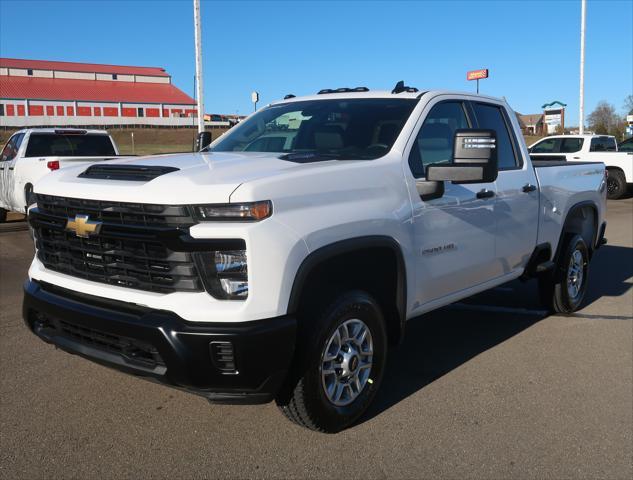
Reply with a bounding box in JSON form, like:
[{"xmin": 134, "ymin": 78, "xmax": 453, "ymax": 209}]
[
  {"xmin": 587, "ymin": 101, "xmax": 621, "ymax": 135},
  {"xmin": 624, "ymin": 95, "xmax": 633, "ymax": 115}
]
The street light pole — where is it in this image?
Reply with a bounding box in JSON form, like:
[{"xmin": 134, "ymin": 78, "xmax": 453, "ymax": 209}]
[
  {"xmin": 579, "ymin": 0, "xmax": 586, "ymax": 134},
  {"xmin": 193, "ymin": 0, "xmax": 205, "ymax": 134}
]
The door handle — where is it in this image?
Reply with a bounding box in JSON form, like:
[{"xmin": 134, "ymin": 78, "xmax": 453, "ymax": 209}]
[
  {"xmin": 8, "ymin": 167, "xmax": 14, "ymax": 171},
  {"xmin": 476, "ymin": 189, "xmax": 495, "ymax": 199},
  {"xmin": 522, "ymin": 183, "xmax": 537, "ymax": 193}
]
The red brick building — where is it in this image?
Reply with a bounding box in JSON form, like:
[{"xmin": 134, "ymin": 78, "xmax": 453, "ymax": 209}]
[{"xmin": 0, "ymin": 58, "xmax": 198, "ymax": 127}]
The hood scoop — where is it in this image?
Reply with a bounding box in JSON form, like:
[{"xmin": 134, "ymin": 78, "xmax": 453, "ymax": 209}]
[{"xmin": 78, "ymin": 164, "xmax": 180, "ymax": 181}]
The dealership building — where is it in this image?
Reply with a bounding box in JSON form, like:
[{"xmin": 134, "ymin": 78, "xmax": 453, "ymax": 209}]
[{"xmin": 0, "ymin": 58, "xmax": 206, "ymax": 128}]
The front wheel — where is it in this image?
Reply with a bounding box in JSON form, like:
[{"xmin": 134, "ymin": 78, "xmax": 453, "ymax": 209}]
[
  {"xmin": 0, "ymin": 208, "xmax": 7, "ymax": 223},
  {"xmin": 539, "ymin": 234, "xmax": 589, "ymax": 314},
  {"xmin": 277, "ymin": 290, "xmax": 387, "ymax": 433}
]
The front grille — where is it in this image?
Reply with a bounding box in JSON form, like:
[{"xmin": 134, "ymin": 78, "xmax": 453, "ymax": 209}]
[
  {"xmin": 33, "ymin": 195, "xmax": 204, "ymax": 293},
  {"xmin": 36, "ymin": 194, "xmax": 195, "ymax": 227}
]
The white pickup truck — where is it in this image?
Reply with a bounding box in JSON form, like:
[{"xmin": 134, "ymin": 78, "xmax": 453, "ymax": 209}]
[
  {"xmin": 23, "ymin": 87, "xmax": 607, "ymax": 432},
  {"xmin": 529, "ymin": 134, "xmax": 632, "ymax": 199},
  {"xmin": 0, "ymin": 128, "xmax": 121, "ymax": 221}
]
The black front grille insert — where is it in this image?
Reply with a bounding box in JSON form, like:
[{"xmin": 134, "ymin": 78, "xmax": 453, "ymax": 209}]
[
  {"xmin": 32, "ymin": 195, "xmax": 204, "ymax": 294},
  {"xmin": 32, "ymin": 312, "xmax": 165, "ymax": 370},
  {"xmin": 78, "ymin": 164, "xmax": 180, "ymax": 181},
  {"xmin": 36, "ymin": 194, "xmax": 195, "ymax": 227}
]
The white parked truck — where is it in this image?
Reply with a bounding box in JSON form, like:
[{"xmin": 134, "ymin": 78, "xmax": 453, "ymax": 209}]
[
  {"xmin": 0, "ymin": 128, "xmax": 121, "ymax": 221},
  {"xmin": 23, "ymin": 87, "xmax": 607, "ymax": 432},
  {"xmin": 529, "ymin": 134, "xmax": 632, "ymax": 199}
]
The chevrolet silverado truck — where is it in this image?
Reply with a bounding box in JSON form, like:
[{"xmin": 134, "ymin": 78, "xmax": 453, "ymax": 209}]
[
  {"xmin": 0, "ymin": 128, "xmax": 122, "ymax": 221},
  {"xmin": 529, "ymin": 134, "xmax": 632, "ymax": 199},
  {"xmin": 23, "ymin": 86, "xmax": 607, "ymax": 432}
]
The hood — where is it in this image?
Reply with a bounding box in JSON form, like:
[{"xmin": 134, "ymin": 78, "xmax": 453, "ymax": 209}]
[{"xmin": 33, "ymin": 151, "xmax": 312, "ymax": 204}]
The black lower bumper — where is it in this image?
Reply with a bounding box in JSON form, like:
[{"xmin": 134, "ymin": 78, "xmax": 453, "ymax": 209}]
[{"xmin": 23, "ymin": 280, "xmax": 296, "ymax": 404}]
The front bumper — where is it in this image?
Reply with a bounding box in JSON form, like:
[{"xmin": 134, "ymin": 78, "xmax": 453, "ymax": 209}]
[{"xmin": 23, "ymin": 279, "xmax": 296, "ymax": 404}]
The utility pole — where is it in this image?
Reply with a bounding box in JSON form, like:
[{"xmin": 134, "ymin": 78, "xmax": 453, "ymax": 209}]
[
  {"xmin": 193, "ymin": 0, "xmax": 205, "ymax": 134},
  {"xmin": 579, "ymin": 0, "xmax": 586, "ymax": 134}
]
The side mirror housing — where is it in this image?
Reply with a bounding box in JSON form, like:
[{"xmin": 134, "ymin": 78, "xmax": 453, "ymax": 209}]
[
  {"xmin": 426, "ymin": 129, "xmax": 498, "ymax": 184},
  {"xmin": 196, "ymin": 131, "xmax": 212, "ymax": 151}
]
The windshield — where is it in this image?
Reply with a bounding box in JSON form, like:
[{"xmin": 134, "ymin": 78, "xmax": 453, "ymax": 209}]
[
  {"xmin": 210, "ymin": 98, "xmax": 418, "ymax": 160},
  {"xmin": 25, "ymin": 133, "xmax": 116, "ymax": 157}
]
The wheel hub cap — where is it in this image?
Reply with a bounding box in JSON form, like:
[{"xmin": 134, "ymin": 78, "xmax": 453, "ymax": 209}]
[
  {"xmin": 567, "ymin": 249, "xmax": 585, "ymax": 299},
  {"xmin": 320, "ymin": 319, "xmax": 373, "ymax": 406}
]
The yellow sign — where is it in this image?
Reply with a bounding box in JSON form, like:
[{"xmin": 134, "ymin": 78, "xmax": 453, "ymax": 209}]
[{"xmin": 65, "ymin": 214, "xmax": 102, "ymax": 238}]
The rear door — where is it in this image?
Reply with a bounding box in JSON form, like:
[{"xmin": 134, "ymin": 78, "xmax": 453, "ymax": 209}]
[
  {"xmin": 406, "ymin": 98, "xmax": 498, "ymax": 307},
  {"xmin": 471, "ymin": 101, "xmax": 539, "ymax": 274}
]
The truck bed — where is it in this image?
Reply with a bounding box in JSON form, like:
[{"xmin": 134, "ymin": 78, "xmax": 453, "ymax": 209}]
[{"xmin": 533, "ymin": 160, "xmax": 606, "ymax": 256}]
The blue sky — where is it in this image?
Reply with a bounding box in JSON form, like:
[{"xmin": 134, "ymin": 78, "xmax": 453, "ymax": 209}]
[{"xmin": 0, "ymin": 0, "xmax": 631, "ymax": 125}]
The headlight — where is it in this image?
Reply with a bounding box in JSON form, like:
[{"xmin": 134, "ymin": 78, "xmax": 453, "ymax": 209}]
[
  {"xmin": 194, "ymin": 201, "xmax": 272, "ymax": 221},
  {"xmin": 194, "ymin": 249, "xmax": 249, "ymax": 299}
]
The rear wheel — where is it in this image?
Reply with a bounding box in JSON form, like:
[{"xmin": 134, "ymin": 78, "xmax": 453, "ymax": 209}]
[
  {"xmin": 606, "ymin": 170, "xmax": 626, "ymax": 200},
  {"xmin": 276, "ymin": 290, "xmax": 387, "ymax": 433},
  {"xmin": 0, "ymin": 208, "xmax": 7, "ymax": 223},
  {"xmin": 539, "ymin": 234, "xmax": 589, "ymax": 314}
]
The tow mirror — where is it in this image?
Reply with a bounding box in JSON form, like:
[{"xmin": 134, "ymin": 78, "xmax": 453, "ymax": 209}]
[
  {"xmin": 426, "ymin": 129, "xmax": 498, "ymax": 184},
  {"xmin": 196, "ymin": 131, "xmax": 212, "ymax": 151}
]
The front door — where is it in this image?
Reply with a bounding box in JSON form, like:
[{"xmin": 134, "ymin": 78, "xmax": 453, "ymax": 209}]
[{"xmin": 406, "ymin": 99, "xmax": 498, "ymax": 309}]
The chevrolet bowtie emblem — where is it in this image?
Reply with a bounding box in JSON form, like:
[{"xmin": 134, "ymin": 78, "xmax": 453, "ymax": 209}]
[{"xmin": 65, "ymin": 214, "xmax": 102, "ymax": 238}]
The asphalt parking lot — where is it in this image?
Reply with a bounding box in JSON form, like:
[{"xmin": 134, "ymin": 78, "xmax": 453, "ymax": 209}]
[{"xmin": 1, "ymin": 199, "xmax": 631, "ymax": 479}]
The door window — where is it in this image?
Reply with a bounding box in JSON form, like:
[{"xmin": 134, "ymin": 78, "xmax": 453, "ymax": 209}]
[
  {"xmin": 531, "ymin": 138, "xmax": 559, "ymax": 153},
  {"xmin": 408, "ymin": 101, "xmax": 470, "ymax": 178},
  {"xmin": 590, "ymin": 136, "xmax": 617, "ymax": 152},
  {"xmin": 560, "ymin": 138, "xmax": 584, "ymax": 153},
  {"xmin": 619, "ymin": 138, "xmax": 633, "ymax": 152},
  {"xmin": 472, "ymin": 103, "xmax": 519, "ymax": 169},
  {"xmin": 1, "ymin": 133, "xmax": 24, "ymax": 162}
]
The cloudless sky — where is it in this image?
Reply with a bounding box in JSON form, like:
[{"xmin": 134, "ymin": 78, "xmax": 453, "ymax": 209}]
[{"xmin": 0, "ymin": 0, "xmax": 631, "ymax": 125}]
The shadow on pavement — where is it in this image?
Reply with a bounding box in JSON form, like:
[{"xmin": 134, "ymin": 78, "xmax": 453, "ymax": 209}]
[
  {"xmin": 584, "ymin": 245, "xmax": 633, "ymax": 305},
  {"xmin": 362, "ymin": 243, "xmax": 632, "ymax": 425},
  {"xmin": 363, "ymin": 306, "xmax": 544, "ymax": 423}
]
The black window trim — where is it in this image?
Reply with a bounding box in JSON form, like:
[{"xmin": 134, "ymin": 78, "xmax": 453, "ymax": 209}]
[
  {"xmin": 406, "ymin": 99, "xmax": 473, "ymax": 179},
  {"xmin": 469, "ymin": 100, "xmax": 523, "ymax": 171}
]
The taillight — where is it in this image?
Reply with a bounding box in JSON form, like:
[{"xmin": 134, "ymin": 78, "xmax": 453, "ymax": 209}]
[{"xmin": 47, "ymin": 160, "xmax": 60, "ymax": 171}]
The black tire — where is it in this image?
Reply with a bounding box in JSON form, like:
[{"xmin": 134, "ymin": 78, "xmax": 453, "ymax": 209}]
[
  {"xmin": 606, "ymin": 169, "xmax": 626, "ymax": 200},
  {"xmin": 276, "ymin": 290, "xmax": 387, "ymax": 433},
  {"xmin": 0, "ymin": 207, "xmax": 7, "ymax": 223},
  {"xmin": 539, "ymin": 234, "xmax": 589, "ymax": 314}
]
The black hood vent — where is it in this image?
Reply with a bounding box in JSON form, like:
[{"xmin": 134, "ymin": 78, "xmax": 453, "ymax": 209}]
[{"xmin": 78, "ymin": 164, "xmax": 180, "ymax": 181}]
